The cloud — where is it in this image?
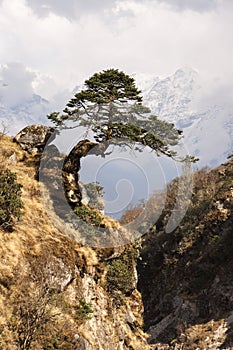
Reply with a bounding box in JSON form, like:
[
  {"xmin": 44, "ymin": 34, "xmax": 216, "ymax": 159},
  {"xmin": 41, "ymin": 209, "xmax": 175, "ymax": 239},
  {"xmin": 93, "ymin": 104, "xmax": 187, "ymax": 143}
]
[
  {"xmin": 156, "ymin": 0, "xmax": 218, "ymax": 12},
  {"xmin": 0, "ymin": 62, "xmax": 35, "ymax": 107},
  {"xmin": 25, "ymin": 0, "xmax": 117, "ymax": 20},
  {"xmin": 25, "ymin": 0, "xmax": 219, "ymax": 20},
  {"xmin": 0, "ymin": 0, "xmax": 232, "ymax": 111}
]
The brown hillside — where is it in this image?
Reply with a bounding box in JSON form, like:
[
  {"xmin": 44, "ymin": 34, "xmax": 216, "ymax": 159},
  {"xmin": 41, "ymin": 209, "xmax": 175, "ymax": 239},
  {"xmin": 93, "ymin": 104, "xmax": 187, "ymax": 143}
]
[{"xmin": 0, "ymin": 134, "xmax": 149, "ymax": 350}]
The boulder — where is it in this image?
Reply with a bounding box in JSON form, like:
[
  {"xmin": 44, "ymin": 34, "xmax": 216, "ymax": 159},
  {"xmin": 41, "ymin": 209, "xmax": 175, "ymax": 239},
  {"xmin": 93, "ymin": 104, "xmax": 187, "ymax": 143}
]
[{"xmin": 14, "ymin": 124, "xmax": 54, "ymax": 153}]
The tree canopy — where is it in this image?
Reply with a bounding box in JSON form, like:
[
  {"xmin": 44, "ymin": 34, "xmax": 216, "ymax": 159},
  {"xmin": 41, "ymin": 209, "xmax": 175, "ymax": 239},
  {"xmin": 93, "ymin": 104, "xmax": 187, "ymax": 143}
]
[{"xmin": 48, "ymin": 68, "xmax": 185, "ymax": 159}]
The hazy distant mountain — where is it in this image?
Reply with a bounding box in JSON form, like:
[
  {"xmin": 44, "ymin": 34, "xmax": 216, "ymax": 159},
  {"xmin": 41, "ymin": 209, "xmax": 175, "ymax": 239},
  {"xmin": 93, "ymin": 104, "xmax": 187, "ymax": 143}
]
[{"xmin": 136, "ymin": 68, "xmax": 233, "ymax": 168}]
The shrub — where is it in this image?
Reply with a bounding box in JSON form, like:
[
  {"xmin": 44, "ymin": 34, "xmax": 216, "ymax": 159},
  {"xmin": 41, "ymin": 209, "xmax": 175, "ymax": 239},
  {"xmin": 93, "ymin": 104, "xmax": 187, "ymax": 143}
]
[
  {"xmin": 75, "ymin": 298, "xmax": 93, "ymax": 321},
  {"xmin": 0, "ymin": 169, "xmax": 24, "ymax": 231},
  {"xmin": 106, "ymin": 257, "xmax": 136, "ymax": 296},
  {"xmin": 74, "ymin": 205, "xmax": 102, "ymax": 227}
]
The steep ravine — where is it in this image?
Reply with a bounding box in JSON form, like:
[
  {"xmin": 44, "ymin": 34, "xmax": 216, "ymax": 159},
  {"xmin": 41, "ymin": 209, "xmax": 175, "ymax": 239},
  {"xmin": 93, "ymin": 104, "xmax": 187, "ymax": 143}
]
[{"xmin": 138, "ymin": 158, "xmax": 233, "ymax": 349}]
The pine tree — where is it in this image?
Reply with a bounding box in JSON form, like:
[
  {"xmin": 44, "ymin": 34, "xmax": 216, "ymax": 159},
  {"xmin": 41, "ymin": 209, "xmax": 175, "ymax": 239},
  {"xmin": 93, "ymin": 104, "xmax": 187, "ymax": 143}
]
[{"xmin": 48, "ymin": 68, "xmax": 184, "ymax": 159}]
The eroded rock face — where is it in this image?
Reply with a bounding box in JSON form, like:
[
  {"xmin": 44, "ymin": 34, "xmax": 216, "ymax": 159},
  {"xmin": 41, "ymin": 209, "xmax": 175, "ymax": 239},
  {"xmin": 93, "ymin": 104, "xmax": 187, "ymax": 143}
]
[
  {"xmin": 138, "ymin": 159, "xmax": 233, "ymax": 349},
  {"xmin": 66, "ymin": 246, "xmax": 149, "ymax": 350},
  {"xmin": 14, "ymin": 124, "xmax": 54, "ymax": 153},
  {"xmin": 40, "ymin": 139, "xmax": 105, "ymax": 223}
]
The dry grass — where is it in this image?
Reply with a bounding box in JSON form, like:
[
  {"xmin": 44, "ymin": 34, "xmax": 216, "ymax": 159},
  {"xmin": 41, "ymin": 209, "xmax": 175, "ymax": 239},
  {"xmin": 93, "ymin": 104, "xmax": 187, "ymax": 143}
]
[
  {"xmin": 0, "ymin": 135, "xmax": 82, "ymax": 247},
  {"xmin": 0, "ymin": 135, "xmax": 150, "ymax": 350},
  {"xmin": 0, "ymin": 136, "xmax": 94, "ymax": 342}
]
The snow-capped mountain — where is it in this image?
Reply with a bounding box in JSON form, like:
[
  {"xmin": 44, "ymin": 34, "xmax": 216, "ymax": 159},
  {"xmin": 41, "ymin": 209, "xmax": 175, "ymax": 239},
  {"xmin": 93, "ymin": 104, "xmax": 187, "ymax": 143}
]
[
  {"xmin": 136, "ymin": 67, "xmax": 199, "ymax": 124},
  {"xmin": 136, "ymin": 68, "xmax": 233, "ymax": 168},
  {"xmin": 184, "ymin": 106, "xmax": 233, "ymax": 167}
]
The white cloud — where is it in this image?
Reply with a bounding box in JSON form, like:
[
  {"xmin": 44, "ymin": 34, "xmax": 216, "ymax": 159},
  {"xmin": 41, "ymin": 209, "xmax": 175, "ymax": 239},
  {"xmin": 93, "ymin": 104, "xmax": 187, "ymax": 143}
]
[
  {"xmin": 23, "ymin": 0, "xmax": 219, "ymax": 20},
  {"xmin": 25, "ymin": 0, "xmax": 117, "ymax": 19},
  {"xmin": 0, "ymin": 62, "xmax": 35, "ymax": 107},
  {"xmin": 156, "ymin": 0, "xmax": 218, "ymax": 12},
  {"xmin": 0, "ymin": 0, "xmax": 232, "ymax": 109}
]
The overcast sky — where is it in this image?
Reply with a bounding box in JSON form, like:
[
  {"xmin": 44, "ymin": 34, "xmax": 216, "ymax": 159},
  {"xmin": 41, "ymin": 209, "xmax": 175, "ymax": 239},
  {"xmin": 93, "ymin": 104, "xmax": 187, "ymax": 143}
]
[{"xmin": 0, "ymin": 0, "xmax": 232, "ymax": 107}]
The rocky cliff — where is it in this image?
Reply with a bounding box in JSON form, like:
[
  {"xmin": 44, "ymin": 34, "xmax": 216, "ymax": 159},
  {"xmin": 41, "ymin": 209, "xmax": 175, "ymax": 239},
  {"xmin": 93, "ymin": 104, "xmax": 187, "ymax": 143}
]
[{"xmin": 138, "ymin": 157, "xmax": 233, "ymax": 349}]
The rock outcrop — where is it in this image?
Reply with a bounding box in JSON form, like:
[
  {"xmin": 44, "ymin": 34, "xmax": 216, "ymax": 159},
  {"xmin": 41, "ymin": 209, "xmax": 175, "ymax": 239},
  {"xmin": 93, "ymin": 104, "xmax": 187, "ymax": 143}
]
[
  {"xmin": 14, "ymin": 127, "xmax": 106, "ymax": 217},
  {"xmin": 13, "ymin": 124, "xmax": 54, "ymax": 153}
]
